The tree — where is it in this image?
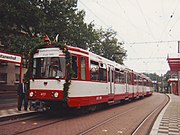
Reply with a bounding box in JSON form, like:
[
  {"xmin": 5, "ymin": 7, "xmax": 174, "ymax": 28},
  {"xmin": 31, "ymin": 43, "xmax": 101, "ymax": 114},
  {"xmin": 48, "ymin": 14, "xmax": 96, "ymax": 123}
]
[
  {"xmin": 36, "ymin": 0, "xmax": 98, "ymax": 49},
  {"xmin": 0, "ymin": 0, "xmax": 97, "ymax": 51},
  {"xmin": 0, "ymin": 0, "xmax": 44, "ymax": 37},
  {"xmin": 90, "ymin": 28, "xmax": 126, "ymax": 64},
  {"xmin": 0, "ymin": 0, "xmax": 44, "ymax": 54},
  {"xmin": 143, "ymin": 72, "xmax": 161, "ymax": 82},
  {"xmin": 0, "ymin": 0, "xmax": 126, "ymax": 64}
]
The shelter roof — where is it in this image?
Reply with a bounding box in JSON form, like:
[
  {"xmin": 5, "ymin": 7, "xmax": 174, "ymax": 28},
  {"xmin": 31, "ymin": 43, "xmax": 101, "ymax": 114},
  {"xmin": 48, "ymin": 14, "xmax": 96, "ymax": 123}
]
[{"xmin": 167, "ymin": 58, "xmax": 180, "ymax": 72}]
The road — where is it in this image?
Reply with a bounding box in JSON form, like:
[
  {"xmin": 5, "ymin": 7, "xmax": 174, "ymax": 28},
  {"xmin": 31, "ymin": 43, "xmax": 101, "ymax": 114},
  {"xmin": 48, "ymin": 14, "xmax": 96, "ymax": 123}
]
[{"xmin": 0, "ymin": 92, "xmax": 168, "ymax": 135}]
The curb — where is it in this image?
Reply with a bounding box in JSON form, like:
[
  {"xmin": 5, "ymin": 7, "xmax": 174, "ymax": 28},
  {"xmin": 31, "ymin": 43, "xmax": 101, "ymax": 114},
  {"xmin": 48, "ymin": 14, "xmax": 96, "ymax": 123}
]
[
  {"xmin": 0, "ymin": 110, "xmax": 37, "ymax": 122},
  {"xmin": 150, "ymin": 94, "xmax": 171, "ymax": 135}
]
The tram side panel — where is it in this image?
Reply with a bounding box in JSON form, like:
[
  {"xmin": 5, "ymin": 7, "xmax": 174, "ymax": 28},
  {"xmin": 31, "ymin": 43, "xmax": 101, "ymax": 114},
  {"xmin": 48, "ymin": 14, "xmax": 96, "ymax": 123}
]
[{"xmin": 68, "ymin": 81, "xmax": 109, "ymax": 107}]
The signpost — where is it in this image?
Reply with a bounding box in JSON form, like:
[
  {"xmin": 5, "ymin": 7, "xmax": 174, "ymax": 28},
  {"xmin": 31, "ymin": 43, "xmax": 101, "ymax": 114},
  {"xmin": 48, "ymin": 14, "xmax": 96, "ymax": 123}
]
[{"xmin": 0, "ymin": 51, "xmax": 22, "ymax": 83}]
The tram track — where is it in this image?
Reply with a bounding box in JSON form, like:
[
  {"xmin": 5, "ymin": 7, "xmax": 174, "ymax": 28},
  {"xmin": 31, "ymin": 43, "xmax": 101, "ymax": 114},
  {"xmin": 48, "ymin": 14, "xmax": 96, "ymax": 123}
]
[
  {"xmin": 13, "ymin": 116, "xmax": 75, "ymax": 135},
  {"xmin": 0, "ymin": 93, "xmax": 168, "ymax": 135},
  {"xmin": 78, "ymin": 94, "xmax": 169, "ymax": 135},
  {"xmin": 0, "ymin": 108, "xmax": 79, "ymax": 127},
  {"xmin": 0, "ymin": 111, "xmax": 78, "ymax": 135},
  {"xmin": 0, "ymin": 113, "xmax": 42, "ymax": 126},
  {"xmin": 79, "ymin": 106, "xmax": 138, "ymax": 135},
  {"xmin": 131, "ymin": 94, "xmax": 169, "ymax": 135}
]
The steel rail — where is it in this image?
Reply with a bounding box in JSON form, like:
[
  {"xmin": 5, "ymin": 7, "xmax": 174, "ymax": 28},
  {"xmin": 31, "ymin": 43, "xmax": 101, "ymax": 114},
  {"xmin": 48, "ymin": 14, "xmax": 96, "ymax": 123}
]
[
  {"xmin": 131, "ymin": 94, "xmax": 169, "ymax": 135},
  {"xmin": 78, "ymin": 96, "xmax": 165, "ymax": 135}
]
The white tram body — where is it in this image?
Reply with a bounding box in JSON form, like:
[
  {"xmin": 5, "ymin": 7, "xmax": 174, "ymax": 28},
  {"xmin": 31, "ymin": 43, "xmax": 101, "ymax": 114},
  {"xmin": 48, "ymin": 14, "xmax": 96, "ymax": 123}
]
[{"xmin": 29, "ymin": 46, "xmax": 153, "ymax": 109}]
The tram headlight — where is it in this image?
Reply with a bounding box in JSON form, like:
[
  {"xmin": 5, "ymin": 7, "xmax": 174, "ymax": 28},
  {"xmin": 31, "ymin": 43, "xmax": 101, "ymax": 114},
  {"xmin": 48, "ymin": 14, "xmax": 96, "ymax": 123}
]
[
  {"xmin": 54, "ymin": 92, "xmax": 59, "ymax": 98},
  {"xmin": 29, "ymin": 92, "xmax": 34, "ymax": 97}
]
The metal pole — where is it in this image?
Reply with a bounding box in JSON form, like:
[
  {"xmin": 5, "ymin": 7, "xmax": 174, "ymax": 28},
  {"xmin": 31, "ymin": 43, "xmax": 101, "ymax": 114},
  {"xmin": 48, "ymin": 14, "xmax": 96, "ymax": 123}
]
[{"xmin": 178, "ymin": 71, "xmax": 180, "ymax": 95}]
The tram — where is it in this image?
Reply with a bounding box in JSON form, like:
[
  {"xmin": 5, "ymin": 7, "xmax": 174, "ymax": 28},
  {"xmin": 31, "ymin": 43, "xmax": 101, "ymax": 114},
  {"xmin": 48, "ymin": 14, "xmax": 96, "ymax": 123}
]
[{"xmin": 28, "ymin": 44, "xmax": 153, "ymax": 110}]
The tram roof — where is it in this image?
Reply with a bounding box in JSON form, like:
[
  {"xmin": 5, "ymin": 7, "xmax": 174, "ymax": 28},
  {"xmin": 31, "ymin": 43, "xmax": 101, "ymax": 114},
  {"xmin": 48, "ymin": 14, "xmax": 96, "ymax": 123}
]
[{"xmin": 34, "ymin": 46, "xmax": 150, "ymax": 79}]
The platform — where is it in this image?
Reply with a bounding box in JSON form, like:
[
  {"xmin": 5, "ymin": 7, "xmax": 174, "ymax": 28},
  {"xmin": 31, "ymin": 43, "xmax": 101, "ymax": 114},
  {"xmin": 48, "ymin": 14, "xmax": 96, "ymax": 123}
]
[
  {"xmin": 0, "ymin": 96, "xmax": 33, "ymax": 120},
  {"xmin": 150, "ymin": 94, "xmax": 180, "ymax": 135}
]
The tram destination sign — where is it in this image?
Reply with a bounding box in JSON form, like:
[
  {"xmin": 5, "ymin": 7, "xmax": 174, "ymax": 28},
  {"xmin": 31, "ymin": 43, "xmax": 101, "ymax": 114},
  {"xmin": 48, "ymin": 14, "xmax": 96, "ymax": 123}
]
[{"xmin": 34, "ymin": 48, "xmax": 63, "ymax": 58}]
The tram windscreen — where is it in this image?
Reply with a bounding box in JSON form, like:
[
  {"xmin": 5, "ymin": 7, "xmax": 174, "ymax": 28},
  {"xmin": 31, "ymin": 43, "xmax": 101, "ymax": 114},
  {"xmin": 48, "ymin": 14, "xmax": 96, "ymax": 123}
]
[{"xmin": 33, "ymin": 57, "xmax": 66, "ymax": 79}]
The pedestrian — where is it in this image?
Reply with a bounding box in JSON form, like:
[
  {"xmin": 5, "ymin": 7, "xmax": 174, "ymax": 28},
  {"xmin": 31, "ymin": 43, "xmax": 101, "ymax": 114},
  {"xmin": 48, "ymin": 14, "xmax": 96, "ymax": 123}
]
[{"xmin": 17, "ymin": 79, "xmax": 28, "ymax": 111}]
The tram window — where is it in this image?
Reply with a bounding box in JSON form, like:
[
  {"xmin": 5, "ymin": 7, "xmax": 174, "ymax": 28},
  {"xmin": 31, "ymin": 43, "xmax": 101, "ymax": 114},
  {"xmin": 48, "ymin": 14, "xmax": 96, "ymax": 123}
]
[
  {"xmin": 49, "ymin": 57, "xmax": 65, "ymax": 78},
  {"xmin": 81, "ymin": 57, "xmax": 86, "ymax": 80},
  {"xmin": 99, "ymin": 63, "xmax": 107, "ymax": 81},
  {"xmin": 107, "ymin": 68, "xmax": 114, "ymax": 82},
  {"xmin": 120, "ymin": 71, "xmax": 124, "ymax": 83},
  {"xmin": 127, "ymin": 72, "xmax": 132, "ymax": 84},
  {"xmin": 72, "ymin": 56, "xmax": 78, "ymax": 78},
  {"xmin": 33, "ymin": 58, "xmax": 41, "ymax": 78},
  {"xmin": 108, "ymin": 67, "xmax": 110, "ymax": 82},
  {"xmin": 144, "ymin": 79, "xmax": 147, "ymax": 86},
  {"xmin": 138, "ymin": 77, "xmax": 142, "ymax": 86},
  {"xmin": 90, "ymin": 61, "xmax": 99, "ymax": 81},
  {"xmin": 134, "ymin": 74, "xmax": 137, "ymax": 85},
  {"xmin": 147, "ymin": 80, "xmax": 149, "ymax": 86},
  {"xmin": 115, "ymin": 69, "xmax": 124, "ymax": 83},
  {"xmin": 138, "ymin": 77, "xmax": 140, "ymax": 85},
  {"xmin": 33, "ymin": 58, "xmax": 43, "ymax": 78},
  {"xmin": 32, "ymin": 59, "xmax": 36, "ymax": 77},
  {"xmin": 115, "ymin": 69, "xmax": 119, "ymax": 83},
  {"xmin": 111, "ymin": 70, "xmax": 114, "ymax": 82},
  {"xmin": 143, "ymin": 79, "xmax": 145, "ymax": 86},
  {"xmin": 150, "ymin": 81, "xmax": 153, "ymax": 87},
  {"xmin": 33, "ymin": 57, "xmax": 66, "ymax": 79}
]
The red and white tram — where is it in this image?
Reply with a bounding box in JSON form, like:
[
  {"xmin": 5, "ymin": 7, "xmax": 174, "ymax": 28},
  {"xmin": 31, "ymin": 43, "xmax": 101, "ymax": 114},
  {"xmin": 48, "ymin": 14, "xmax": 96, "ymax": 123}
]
[{"xmin": 28, "ymin": 45, "xmax": 153, "ymax": 110}]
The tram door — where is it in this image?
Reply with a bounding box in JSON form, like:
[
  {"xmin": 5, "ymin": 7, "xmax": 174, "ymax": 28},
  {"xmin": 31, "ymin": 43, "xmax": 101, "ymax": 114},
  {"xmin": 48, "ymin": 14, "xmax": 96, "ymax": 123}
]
[
  {"xmin": 108, "ymin": 66, "xmax": 115, "ymax": 95},
  {"xmin": 125, "ymin": 71, "xmax": 129, "ymax": 97}
]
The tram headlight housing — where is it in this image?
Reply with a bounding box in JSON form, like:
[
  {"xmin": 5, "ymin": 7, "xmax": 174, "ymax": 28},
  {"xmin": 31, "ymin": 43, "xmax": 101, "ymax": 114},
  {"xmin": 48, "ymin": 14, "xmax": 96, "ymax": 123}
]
[
  {"xmin": 54, "ymin": 92, "xmax": 59, "ymax": 98},
  {"xmin": 29, "ymin": 92, "xmax": 34, "ymax": 97}
]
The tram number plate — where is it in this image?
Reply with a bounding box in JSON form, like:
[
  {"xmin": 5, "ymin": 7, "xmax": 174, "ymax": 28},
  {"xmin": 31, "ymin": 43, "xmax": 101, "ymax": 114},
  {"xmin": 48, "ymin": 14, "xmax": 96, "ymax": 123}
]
[{"xmin": 40, "ymin": 92, "xmax": 46, "ymax": 96}]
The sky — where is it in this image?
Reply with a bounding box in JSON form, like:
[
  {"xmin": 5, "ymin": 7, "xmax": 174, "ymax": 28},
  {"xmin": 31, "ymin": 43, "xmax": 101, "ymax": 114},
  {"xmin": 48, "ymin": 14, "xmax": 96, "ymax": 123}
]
[{"xmin": 77, "ymin": 0, "xmax": 180, "ymax": 75}]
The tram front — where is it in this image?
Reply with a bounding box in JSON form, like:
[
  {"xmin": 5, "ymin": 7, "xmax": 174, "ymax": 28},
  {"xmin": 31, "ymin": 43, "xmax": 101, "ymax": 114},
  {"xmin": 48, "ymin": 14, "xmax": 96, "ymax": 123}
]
[{"xmin": 28, "ymin": 47, "xmax": 67, "ymax": 110}]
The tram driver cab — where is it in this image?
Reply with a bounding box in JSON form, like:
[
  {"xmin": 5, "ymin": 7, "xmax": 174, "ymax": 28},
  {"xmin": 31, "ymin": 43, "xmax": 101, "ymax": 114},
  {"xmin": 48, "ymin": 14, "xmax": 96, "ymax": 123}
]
[
  {"xmin": 33, "ymin": 55, "xmax": 66, "ymax": 79},
  {"xmin": 49, "ymin": 59, "xmax": 63, "ymax": 78}
]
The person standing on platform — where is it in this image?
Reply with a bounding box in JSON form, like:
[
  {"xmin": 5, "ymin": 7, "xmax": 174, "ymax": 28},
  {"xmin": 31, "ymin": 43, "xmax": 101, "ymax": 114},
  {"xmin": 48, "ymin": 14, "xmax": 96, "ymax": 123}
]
[{"xmin": 17, "ymin": 79, "xmax": 28, "ymax": 111}]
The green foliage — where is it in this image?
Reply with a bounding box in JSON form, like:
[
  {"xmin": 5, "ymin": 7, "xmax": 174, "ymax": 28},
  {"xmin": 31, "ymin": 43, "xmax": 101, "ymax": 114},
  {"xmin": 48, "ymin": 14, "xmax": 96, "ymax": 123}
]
[
  {"xmin": 90, "ymin": 28, "xmax": 126, "ymax": 64},
  {"xmin": 0, "ymin": 0, "xmax": 127, "ymax": 102},
  {"xmin": 143, "ymin": 72, "xmax": 161, "ymax": 82},
  {"xmin": 0, "ymin": 0, "xmax": 126, "ymax": 65},
  {"xmin": 54, "ymin": 42, "xmax": 73, "ymax": 101},
  {"xmin": 3, "ymin": 35, "xmax": 42, "ymax": 56},
  {"xmin": 0, "ymin": 0, "xmax": 43, "ymax": 36}
]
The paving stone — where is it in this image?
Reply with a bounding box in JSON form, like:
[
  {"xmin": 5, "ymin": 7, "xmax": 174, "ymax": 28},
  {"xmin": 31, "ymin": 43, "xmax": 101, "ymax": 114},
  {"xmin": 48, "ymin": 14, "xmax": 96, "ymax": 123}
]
[
  {"xmin": 158, "ymin": 126, "xmax": 169, "ymax": 130},
  {"xmin": 158, "ymin": 129, "xmax": 169, "ymax": 133},
  {"xmin": 158, "ymin": 133, "xmax": 167, "ymax": 135},
  {"xmin": 168, "ymin": 131, "xmax": 180, "ymax": 135},
  {"xmin": 152, "ymin": 94, "xmax": 180, "ymax": 135},
  {"xmin": 169, "ymin": 128, "xmax": 179, "ymax": 132}
]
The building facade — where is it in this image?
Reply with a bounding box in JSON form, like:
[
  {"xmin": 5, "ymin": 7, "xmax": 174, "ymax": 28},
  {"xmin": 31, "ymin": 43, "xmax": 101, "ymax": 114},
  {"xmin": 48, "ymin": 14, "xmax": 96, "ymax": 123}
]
[
  {"xmin": 167, "ymin": 58, "xmax": 180, "ymax": 95},
  {"xmin": 0, "ymin": 51, "xmax": 26, "ymax": 92}
]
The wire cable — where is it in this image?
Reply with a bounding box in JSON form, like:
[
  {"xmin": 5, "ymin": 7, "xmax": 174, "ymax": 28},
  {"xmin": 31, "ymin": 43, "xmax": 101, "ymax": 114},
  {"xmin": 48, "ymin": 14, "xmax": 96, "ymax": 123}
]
[
  {"xmin": 136, "ymin": 0, "xmax": 156, "ymax": 40},
  {"xmin": 79, "ymin": 1, "xmax": 109, "ymax": 28}
]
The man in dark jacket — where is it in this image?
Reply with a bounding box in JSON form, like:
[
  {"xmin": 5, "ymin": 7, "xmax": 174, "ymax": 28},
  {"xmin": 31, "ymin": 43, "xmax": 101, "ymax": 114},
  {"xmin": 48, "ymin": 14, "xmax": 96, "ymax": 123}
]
[{"xmin": 17, "ymin": 79, "xmax": 28, "ymax": 111}]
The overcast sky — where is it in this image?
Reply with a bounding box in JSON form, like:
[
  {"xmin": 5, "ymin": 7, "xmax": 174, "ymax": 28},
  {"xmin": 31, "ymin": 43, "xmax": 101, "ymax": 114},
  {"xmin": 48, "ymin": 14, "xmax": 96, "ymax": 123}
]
[{"xmin": 77, "ymin": 0, "xmax": 180, "ymax": 75}]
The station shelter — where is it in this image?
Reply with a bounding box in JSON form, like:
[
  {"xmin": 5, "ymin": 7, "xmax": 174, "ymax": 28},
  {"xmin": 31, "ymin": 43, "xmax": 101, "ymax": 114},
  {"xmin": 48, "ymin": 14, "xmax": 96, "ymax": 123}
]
[
  {"xmin": 167, "ymin": 58, "xmax": 180, "ymax": 95},
  {"xmin": 0, "ymin": 50, "xmax": 23, "ymax": 95}
]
